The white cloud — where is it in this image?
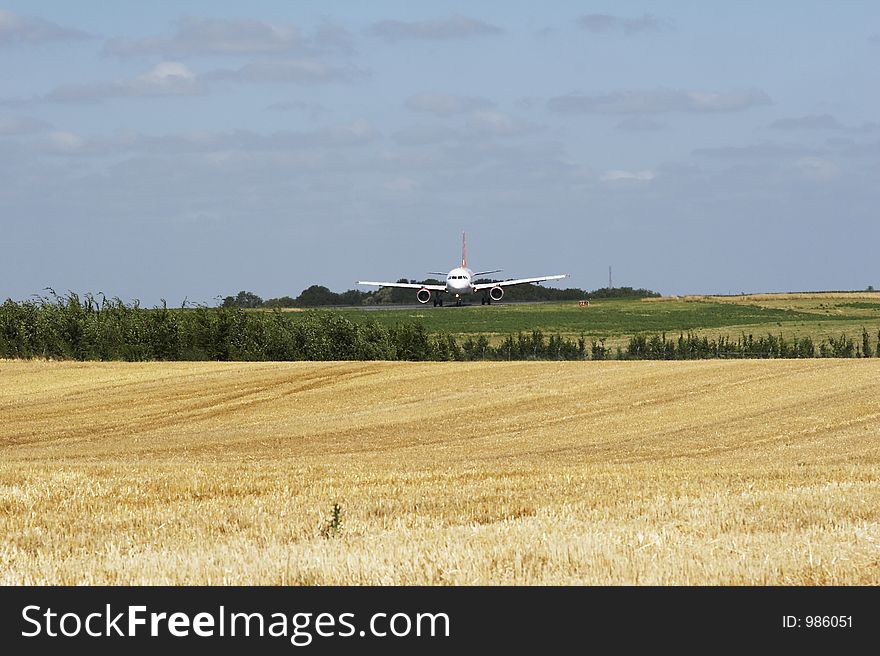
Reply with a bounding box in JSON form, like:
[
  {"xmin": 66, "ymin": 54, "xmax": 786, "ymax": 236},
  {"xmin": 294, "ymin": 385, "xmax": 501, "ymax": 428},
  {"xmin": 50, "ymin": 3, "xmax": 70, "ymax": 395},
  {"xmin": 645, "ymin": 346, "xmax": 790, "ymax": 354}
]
[
  {"xmin": 578, "ymin": 14, "xmax": 669, "ymax": 34},
  {"xmin": 769, "ymin": 115, "xmax": 880, "ymax": 135},
  {"xmin": 265, "ymin": 100, "xmax": 329, "ymax": 119},
  {"xmin": 43, "ymin": 131, "xmax": 86, "ymax": 153},
  {"xmin": 600, "ymin": 169, "xmax": 655, "ymax": 182},
  {"xmin": 370, "ymin": 16, "xmax": 502, "ymax": 42},
  {"xmin": 45, "ymin": 62, "xmax": 203, "ymax": 103},
  {"xmin": 137, "ymin": 61, "xmax": 197, "ymax": 88},
  {"xmin": 0, "ymin": 114, "xmax": 51, "ymax": 135},
  {"xmin": 393, "ymin": 110, "xmax": 533, "ymax": 145},
  {"xmin": 0, "ymin": 9, "xmax": 90, "ymax": 45},
  {"xmin": 207, "ymin": 59, "xmax": 364, "ymax": 85},
  {"xmin": 693, "ymin": 142, "xmax": 820, "ymax": 159},
  {"xmin": 383, "ymin": 177, "xmax": 419, "ymax": 192},
  {"xmin": 465, "ymin": 110, "xmax": 528, "ymax": 135},
  {"xmin": 549, "ymin": 88, "xmax": 771, "ymax": 115},
  {"xmin": 832, "ymin": 137, "xmax": 880, "ymax": 158},
  {"xmin": 405, "ymin": 92, "xmax": 494, "ymax": 116},
  {"xmin": 33, "ymin": 122, "xmax": 379, "ymax": 157},
  {"xmin": 794, "ymin": 156, "xmax": 839, "ymax": 180},
  {"xmin": 685, "ymin": 90, "xmax": 770, "ymax": 112},
  {"xmin": 616, "ymin": 117, "xmax": 664, "ymax": 132},
  {"xmin": 39, "ymin": 57, "xmax": 359, "ymax": 105},
  {"xmin": 103, "ymin": 17, "xmax": 352, "ymax": 57},
  {"xmin": 769, "ymin": 114, "xmax": 843, "ymax": 130},
  {"xmin": 327, "ymin": 119, "xmax": 376, "ymax": 144}
]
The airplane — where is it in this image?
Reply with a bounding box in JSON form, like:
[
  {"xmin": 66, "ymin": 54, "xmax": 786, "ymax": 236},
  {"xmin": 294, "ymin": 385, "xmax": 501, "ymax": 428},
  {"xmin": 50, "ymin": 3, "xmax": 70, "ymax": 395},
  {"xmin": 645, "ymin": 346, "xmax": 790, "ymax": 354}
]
[{"xmin": 357, "ymin": 233, "xmax": 568, "ymax": 306}]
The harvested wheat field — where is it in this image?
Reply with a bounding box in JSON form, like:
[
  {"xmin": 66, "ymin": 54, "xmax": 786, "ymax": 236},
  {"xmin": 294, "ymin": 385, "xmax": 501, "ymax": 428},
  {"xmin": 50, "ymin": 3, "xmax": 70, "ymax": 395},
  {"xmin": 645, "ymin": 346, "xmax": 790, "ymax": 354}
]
[{"xmin": 1, "ymin": 359, "xmax": 879, "ymax": 585}]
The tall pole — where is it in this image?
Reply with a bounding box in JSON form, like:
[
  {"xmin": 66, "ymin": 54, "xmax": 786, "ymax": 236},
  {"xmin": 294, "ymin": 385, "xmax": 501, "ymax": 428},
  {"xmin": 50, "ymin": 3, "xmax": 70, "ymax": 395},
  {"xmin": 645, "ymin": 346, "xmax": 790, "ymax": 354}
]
[{"xmin": 609, "ymin": 265, "xmax": 612, "ymax": 289}]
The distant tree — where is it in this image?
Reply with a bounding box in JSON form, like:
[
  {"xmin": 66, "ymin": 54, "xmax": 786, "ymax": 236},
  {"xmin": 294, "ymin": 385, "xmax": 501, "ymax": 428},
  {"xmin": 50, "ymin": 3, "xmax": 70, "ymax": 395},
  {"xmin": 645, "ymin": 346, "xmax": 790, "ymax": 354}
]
[
  {"xmin": 388, "ymin": 279, "xmax": 415, "ymax": 304},
  {"xmin": 474, "ymin": 279, "xmax": 584, "ymax": 302},
  {"xmin": 222, "ymin": 291, "xmax": 263, "ymax": 308},
  {"xmin": 587, "ymin": 287, "xmax": 660, "ymax": 300},
  {"xmin": 261, "ymin": 296, "xmax": 298, "ymax": 308},
  {"xmin": 338, "ymin": 289, "xmax": 372, "ymax": 306},
  {"xmin": 363, "ymin": 287, "xmax": 393, "ymax": 305},
  {"xmin": 296, "ymin": 285, "xmax": 340, "ymax": 307},
  {"xmin": 472, "ymin": 281, "xmax": 658, "ymax": 302}
]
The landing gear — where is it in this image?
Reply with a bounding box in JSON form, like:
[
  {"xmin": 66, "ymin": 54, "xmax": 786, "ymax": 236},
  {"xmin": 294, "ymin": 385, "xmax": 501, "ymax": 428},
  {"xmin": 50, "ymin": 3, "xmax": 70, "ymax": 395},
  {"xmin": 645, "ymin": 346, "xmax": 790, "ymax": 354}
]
[
  {"xmin": 433, "ymin": 297, "xmax": 444, "ymax": 307},
  {"xmin": 456, "ymin": 299, "xmax": 462, "ymax": 307},
  {"xmin": 481, "ymin": 294, "xmax": 491, "ymax": 305}
]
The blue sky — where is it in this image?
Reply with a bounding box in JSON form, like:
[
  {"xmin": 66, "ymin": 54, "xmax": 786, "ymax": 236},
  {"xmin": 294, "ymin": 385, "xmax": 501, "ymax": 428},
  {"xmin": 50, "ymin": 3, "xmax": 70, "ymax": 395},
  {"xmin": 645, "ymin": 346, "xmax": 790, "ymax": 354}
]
[{"xmin": 2, "ymin": 1, "xmax": 879, "ymax": 304}]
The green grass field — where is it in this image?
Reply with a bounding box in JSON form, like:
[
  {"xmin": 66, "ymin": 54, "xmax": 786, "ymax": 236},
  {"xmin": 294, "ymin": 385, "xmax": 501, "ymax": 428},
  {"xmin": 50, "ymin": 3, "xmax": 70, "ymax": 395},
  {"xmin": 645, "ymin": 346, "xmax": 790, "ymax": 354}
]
[{"xmin": 293, "ymin": 294, "xmax": 880, "ymax": 346}]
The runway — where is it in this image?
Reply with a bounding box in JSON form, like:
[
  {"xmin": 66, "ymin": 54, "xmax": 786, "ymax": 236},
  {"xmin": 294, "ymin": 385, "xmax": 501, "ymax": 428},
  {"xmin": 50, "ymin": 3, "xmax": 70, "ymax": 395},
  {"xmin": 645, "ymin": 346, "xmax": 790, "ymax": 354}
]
[{"xmin": 342, "ymin": 300, "xmax": 555, "ymax": 311}]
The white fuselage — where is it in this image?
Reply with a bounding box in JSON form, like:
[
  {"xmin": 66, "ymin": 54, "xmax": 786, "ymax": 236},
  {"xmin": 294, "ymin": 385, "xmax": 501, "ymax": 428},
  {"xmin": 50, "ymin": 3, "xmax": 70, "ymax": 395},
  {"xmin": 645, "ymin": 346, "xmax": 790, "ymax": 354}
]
[{"xmin": 445, "ymin": 267, "xmax": 474, "ymax": 296}]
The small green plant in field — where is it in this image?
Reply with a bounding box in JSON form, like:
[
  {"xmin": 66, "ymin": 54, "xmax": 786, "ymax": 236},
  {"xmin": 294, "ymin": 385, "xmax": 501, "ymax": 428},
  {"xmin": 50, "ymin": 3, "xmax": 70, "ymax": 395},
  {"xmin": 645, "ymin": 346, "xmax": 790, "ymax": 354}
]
[{"xmin": 320, "ymin": 503, "xmax": 344, "ymax": 539}]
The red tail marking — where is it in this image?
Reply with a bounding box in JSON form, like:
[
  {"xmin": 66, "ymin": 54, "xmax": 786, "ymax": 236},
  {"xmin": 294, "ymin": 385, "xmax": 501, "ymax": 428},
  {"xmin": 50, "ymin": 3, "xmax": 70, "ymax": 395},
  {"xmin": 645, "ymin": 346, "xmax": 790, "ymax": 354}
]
[{"xmin": 461, "ymin": 231, "xmax": 467, "ymax": 269}]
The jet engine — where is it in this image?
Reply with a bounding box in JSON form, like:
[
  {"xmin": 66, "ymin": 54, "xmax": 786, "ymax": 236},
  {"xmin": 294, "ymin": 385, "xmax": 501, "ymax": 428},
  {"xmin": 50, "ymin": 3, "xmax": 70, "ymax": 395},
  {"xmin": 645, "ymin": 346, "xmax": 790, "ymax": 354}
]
[
  {"xmin": 416, "ymin": 288, "xmax": 432, "ymax": 304},
  {"xmin": 489, "ymin": 286, "xmax": 504, "ymax": 302}
]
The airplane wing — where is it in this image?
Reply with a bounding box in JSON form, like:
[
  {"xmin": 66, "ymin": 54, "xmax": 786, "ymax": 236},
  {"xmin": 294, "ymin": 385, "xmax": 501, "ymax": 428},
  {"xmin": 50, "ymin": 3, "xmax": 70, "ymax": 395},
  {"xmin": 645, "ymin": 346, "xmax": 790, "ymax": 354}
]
[
  {"xmin": 473, "ymin": 269, "xmax": 502, "ymax": 276},
  {"xmin": 358, "ymin": 281, "xmax": 446, "ymax": 291},
  {"xmin": 473, "ymin": 274, "xmax": 568, "ymax": 291}
]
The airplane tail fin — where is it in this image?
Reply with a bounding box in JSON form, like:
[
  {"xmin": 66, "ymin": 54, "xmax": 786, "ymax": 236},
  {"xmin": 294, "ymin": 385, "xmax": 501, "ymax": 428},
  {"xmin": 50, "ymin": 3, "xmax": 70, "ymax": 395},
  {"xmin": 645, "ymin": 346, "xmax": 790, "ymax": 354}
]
[{"xmin": 461, "ymin": 232, "xmax": 467, "ymax": 269}]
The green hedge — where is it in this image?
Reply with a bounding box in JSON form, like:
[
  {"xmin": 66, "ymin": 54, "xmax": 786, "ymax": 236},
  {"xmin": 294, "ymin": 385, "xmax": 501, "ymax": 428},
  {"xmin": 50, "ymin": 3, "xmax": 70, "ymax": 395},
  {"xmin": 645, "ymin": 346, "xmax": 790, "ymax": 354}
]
[{"xmin": 0, "ymin": 294, "xmax": 875, "ymax": 361}]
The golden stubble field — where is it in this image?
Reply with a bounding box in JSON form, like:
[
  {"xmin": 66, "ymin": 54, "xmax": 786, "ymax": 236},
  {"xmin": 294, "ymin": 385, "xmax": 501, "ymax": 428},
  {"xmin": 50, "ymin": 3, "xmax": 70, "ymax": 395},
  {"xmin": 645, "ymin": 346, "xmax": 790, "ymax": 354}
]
[{"xmin": 1, "ymin": 359, "xmax": 878, "ymax": 585}]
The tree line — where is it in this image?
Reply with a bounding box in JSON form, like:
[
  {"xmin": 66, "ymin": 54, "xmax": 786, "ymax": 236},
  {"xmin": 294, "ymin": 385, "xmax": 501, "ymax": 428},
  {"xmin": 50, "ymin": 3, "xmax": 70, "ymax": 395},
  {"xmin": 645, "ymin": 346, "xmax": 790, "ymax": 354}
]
[
  {"xmin": 1, "ymin": 293, "xmax": 878, "ymax": 362},
  {"xmin": 222, "ymin": 284, "xmax": 660, "ymax": 308}
]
